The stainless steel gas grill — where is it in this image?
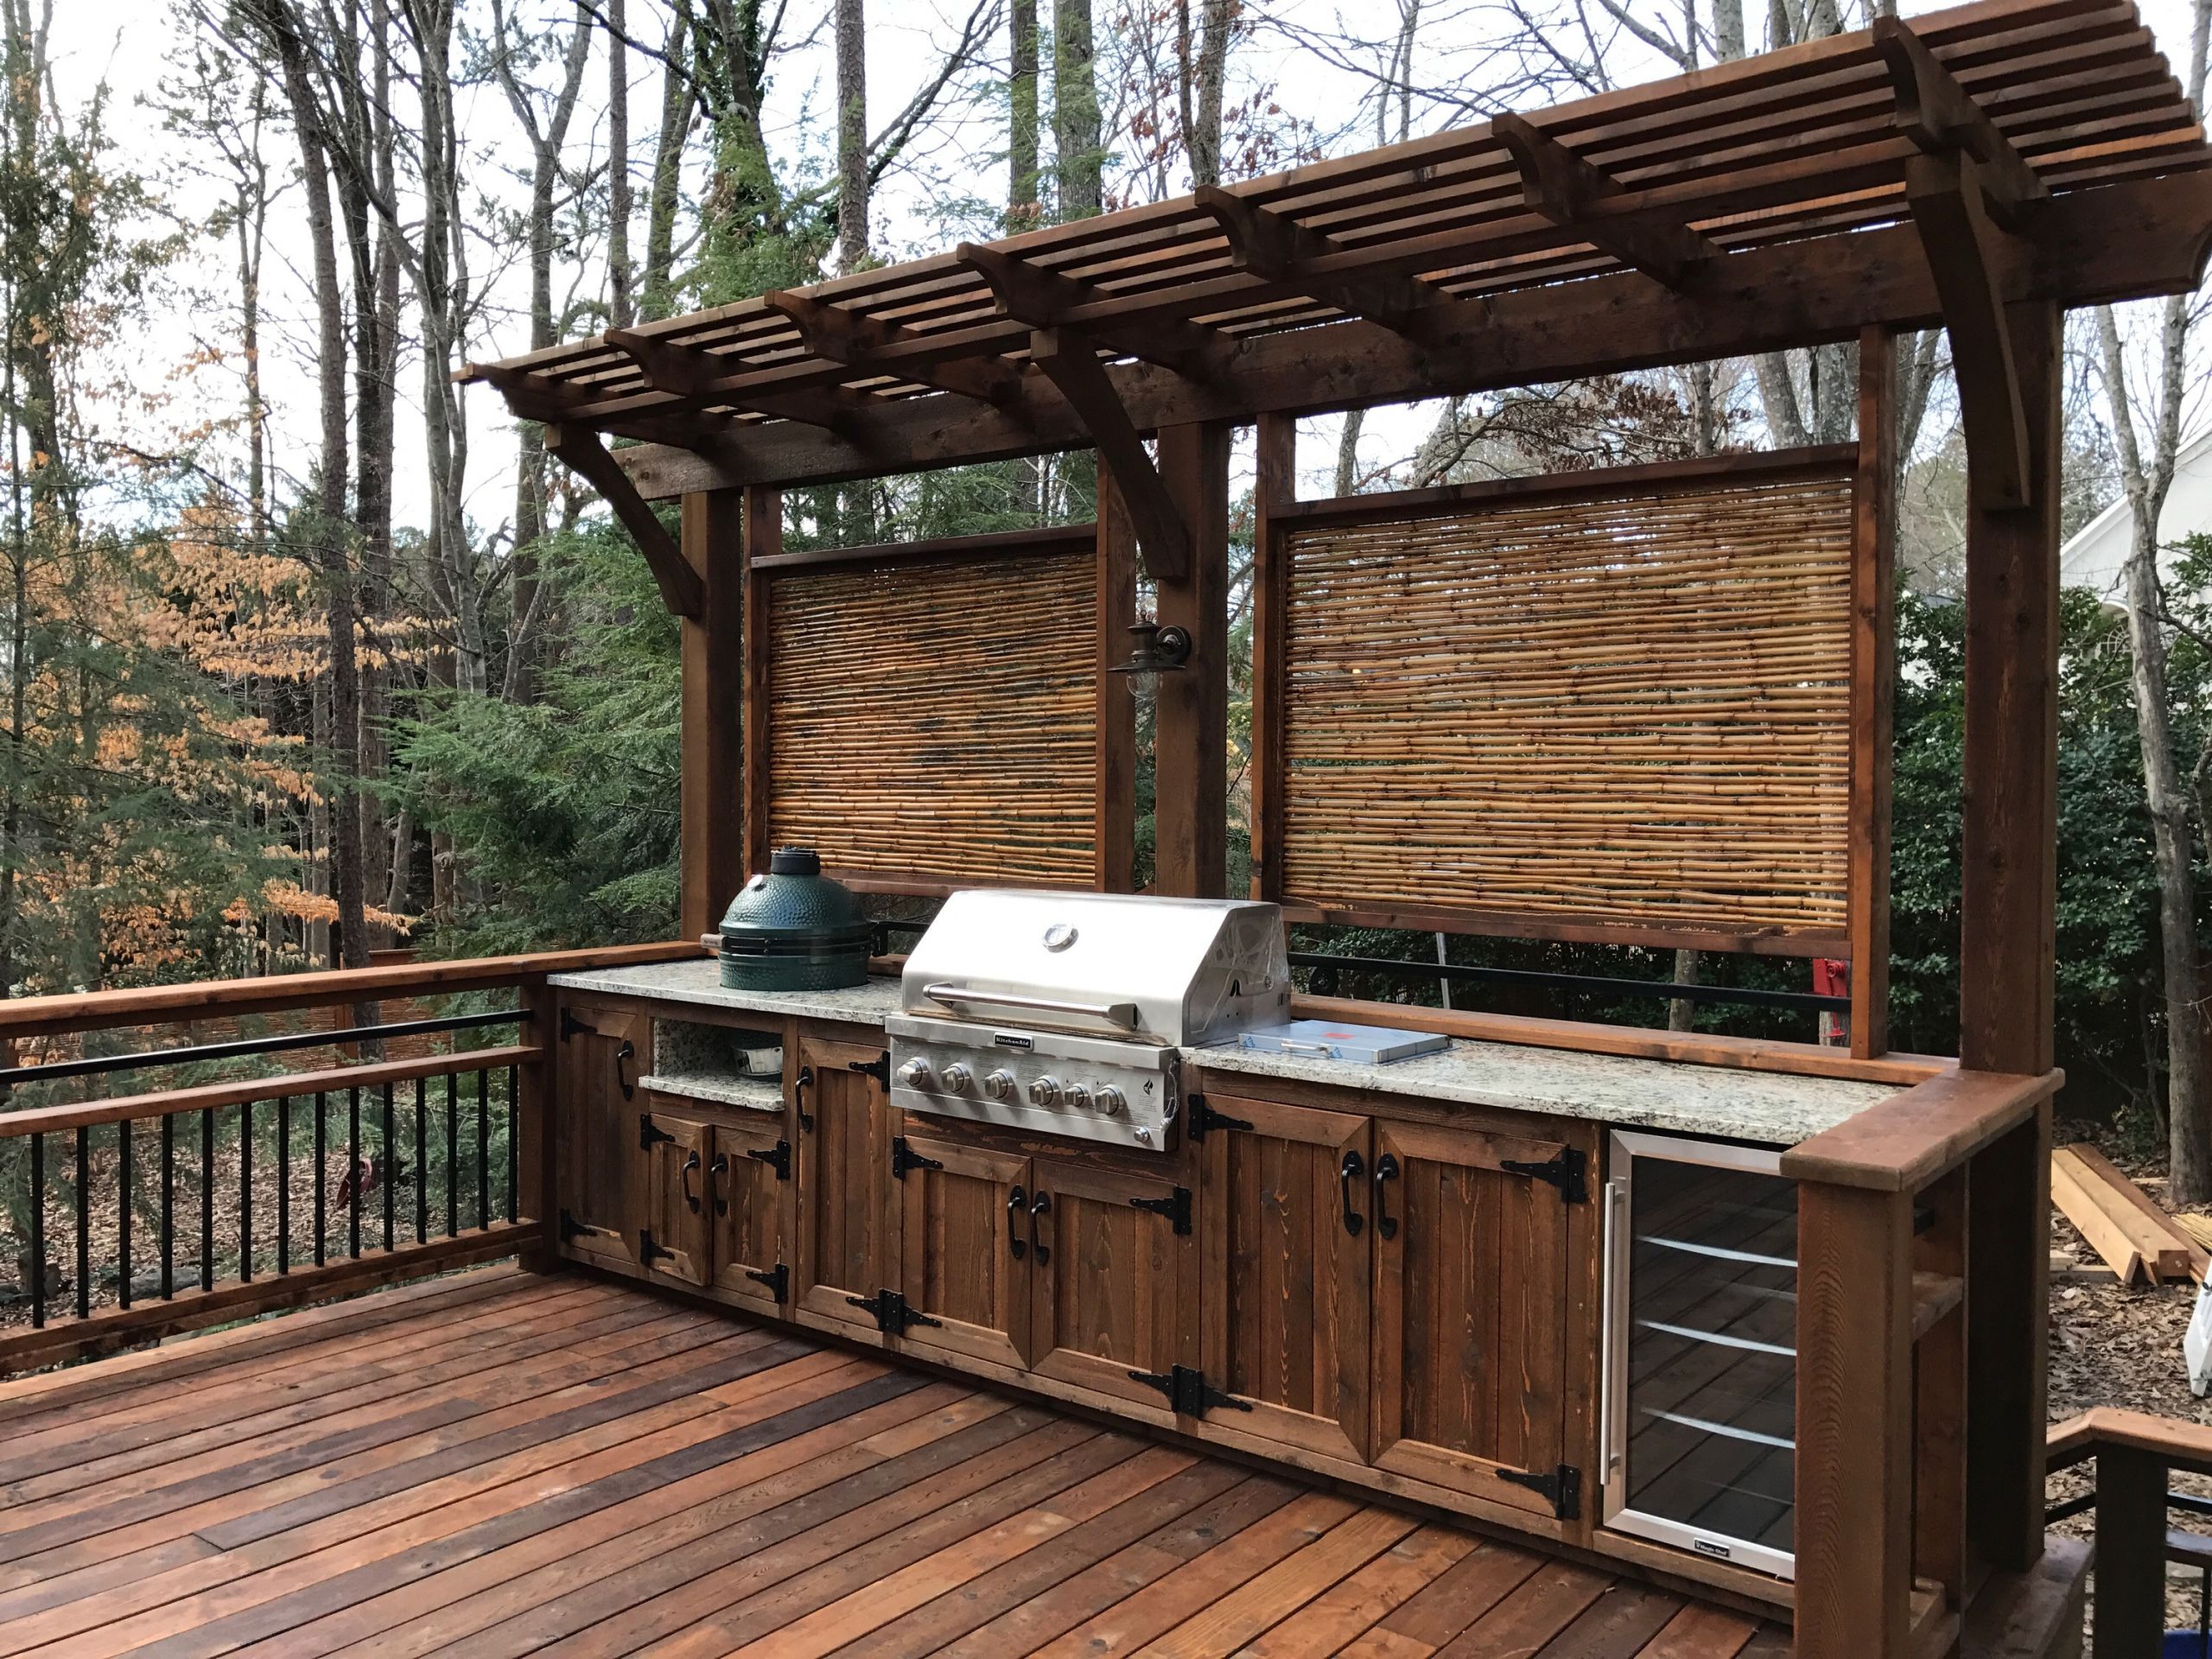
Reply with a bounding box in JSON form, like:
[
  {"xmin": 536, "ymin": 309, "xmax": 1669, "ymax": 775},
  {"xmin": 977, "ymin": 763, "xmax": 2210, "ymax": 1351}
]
[{"xmin": 885, "ymin": 890, "xmax": 1290, "ymax": 1151}]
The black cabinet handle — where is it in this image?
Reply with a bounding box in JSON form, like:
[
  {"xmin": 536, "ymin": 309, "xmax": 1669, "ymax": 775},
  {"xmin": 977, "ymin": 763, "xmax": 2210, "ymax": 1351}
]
[
  {"xmin": 1338, "ymin": 1149, "xmax": 1366, "ymax": 1236},
  {"xmin": 1372, "ymin": 1153, "xmax": 1401, "ymax": 1241},
  {"xmin": 795, "ymin": 1065, "xmax": 815, "ymax": 1134},
  {"xmin": 681, "ymin": 1150, "xmax": 702, "ymax": 1211},
  {"xmin": 615, "ymin": 1039, "xmax": 637, "ymax": 1101},
  {"xmin": 1007, "ymin": 1183, "xmax": 1028, "ymax": 1260},
  {"xmin": 1030, "ymin": 1191, "xmax": 1053, "ymax": 1266},
  {"xmin": 709, "ymin": 1153, "xmax": 730, "ymax": 1216}
]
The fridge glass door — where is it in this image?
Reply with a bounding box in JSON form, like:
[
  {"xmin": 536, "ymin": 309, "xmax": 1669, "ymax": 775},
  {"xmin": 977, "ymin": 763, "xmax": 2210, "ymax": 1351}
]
[{"xmin": 1603, "ymin": 1130, "xmax": 1796, "ymax": 1579}]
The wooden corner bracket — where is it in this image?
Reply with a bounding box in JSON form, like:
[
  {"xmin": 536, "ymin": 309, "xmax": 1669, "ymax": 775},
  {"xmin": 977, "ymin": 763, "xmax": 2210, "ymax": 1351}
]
[
  {"xmin": 542, "ymin": 424, "xmax": 704, "ymax": 618},
  {"xmin": 1027, "ymin": 330, "xmax": 1192, "ymax": 584}
]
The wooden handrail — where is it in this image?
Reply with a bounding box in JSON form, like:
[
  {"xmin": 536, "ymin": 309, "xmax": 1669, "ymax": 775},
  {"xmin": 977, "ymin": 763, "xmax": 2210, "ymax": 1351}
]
[
  {"xmin": 0, "ymin": 1046, "xmax": 538, "ymax": 1139},
  {"xmin": 1778, "ymin": 1066, "xmax": 2062, "ymax": 1192},
  {"xmin": 0, "ymin": 940, "xmax": 703, "ymax": 1041},
  {"xmin": 2048, "ymin": 1408, "xmax": 2212, "ymax": 1477}
]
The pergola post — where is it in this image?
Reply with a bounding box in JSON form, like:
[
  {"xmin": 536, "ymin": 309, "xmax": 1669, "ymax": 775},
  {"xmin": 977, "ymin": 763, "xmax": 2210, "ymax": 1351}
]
[
  {"xmin": 1151, "ymin": 423, "xmax": 1231, "ymax": 897},
  {"xmin": 1958, "ymin": 296, "xmax": 2062, "ymax": 1573},
  {"xmin": 678, "ymin": 488, "xmax": 747, "ymax": 939}
]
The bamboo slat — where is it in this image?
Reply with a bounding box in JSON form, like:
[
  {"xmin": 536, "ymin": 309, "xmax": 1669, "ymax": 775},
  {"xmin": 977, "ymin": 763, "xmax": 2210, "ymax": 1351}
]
[
  {"xmin": 1274, "ymin": 461, "xmax": 1858, "ymax": 939},
  {"xmin": 764, "ymin": 541, "xmax": 1101, "ymax": 885}
]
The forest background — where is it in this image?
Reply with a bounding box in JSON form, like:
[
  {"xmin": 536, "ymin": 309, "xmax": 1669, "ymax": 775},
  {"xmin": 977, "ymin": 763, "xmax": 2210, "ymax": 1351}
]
[{"xmin": 6, "ymin": 0, "xmax": 2212, "ymax": 1185}]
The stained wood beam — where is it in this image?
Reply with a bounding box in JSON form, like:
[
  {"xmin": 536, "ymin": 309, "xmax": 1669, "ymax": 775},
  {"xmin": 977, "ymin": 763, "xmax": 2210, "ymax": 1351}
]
[
  {"xmin": 958, "ymin": 242, "xmax": 1229, "ymax": 379},
  {"xmin": 1874, "ymin": 16, "xmax": 2049, "ymax": 234},
  {"xmin": 1028, "ymin": 328, "xmax": 1192, "ymax": 583},
  {"xmin": 1492, "ymin": 113, "xmax": 1719, "ymax": 289},
  {"xmin": 466, "ymin": 361, "xmax": 731, "ymax": 450},
  {"xmin": 604, "ymin": 328, "xmax": 871, "ymax": 433},
  {"xmin": 1193, "ymin": 185, "xmax": 1472, "ymax": 346},
  {"xmin": 1906, "ymin": 153, "xmax": 2031, "ymax": 511},
  {"xmin": 761, "ymin": 290, "xmax": 1031, "ymax": 412},
  {"xmin": 542, "ymin": 424, "xmax": 704, "ymax": 617}
]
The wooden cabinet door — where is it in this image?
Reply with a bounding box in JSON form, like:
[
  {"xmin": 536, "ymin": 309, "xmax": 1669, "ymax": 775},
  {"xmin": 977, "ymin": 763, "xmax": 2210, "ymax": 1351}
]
[
  {"xmin": 553, "ymin": 1000, "xmax": 649, "ymax": 1269},
  {"xmin": 1370, "ymin": 1119, "xmax": 1576, "ymax": 1520},
  {"xmin": 792, "ymin": 1033, "xmax": 899, "ymax": 1338},
  {"xmin": 709, "ymin": 1114, "xmax": 794, "ymax": 1314},
  {"xmin": 899, "ymin": 1132, "xmax": 1032, "ymax": 1369},
  {"xmin": 1027, "ymin": 1156, "xmax": 1198, "ymax": 1411},
  {"xmin": 1199, "ymin": 1094, "xmax": 1372, "ymax": 1462},
  {"xmin": 640, "ymin": 1109, "xmax": 712, "ymax": 1286}
]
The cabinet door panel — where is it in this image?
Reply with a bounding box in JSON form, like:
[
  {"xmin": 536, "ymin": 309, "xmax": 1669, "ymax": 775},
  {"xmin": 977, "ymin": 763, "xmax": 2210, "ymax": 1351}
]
[
  {"xmin": 1028, "ymin": 1158, "xmax": 1195, "ymax": 1409},
  {"xmin": 710, "ymin": 1115, "xmax": 792, "ymax": 1313},
  {"xmin": 554, "ymin": 1001, "xmax": 649, "ymax": 1269},
  {"xmin": 1201, "ymin": 1095, "xmax": 1371, "ymax": 1461},
  {"xmin": 1371, "ymin": 1119, "xmax": 1572, "ymax": 1516},
  {"xmin": 793, "ymin": 1035, "xmax": 899, "ymax": 1337},
  {"xmin": 900, "ymin": 1134, "xmax": 1030, "ymax": 1368},
  {"xmin": 642, "ymin": 1111, "xmax": 712, "ymax": 1286}
]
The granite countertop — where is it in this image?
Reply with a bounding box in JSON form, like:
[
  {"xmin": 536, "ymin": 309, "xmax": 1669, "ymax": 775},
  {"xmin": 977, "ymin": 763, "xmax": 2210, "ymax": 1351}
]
[{"xmin": 549, "ymin": 957, "xmax": 1900, "ymax": 1147}]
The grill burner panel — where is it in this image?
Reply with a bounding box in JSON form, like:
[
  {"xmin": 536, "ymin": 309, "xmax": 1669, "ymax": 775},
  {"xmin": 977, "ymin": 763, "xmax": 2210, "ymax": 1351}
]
[{"xmin": 886, "ymin": 1014, "xmax": 1179, "ymax": 1150}]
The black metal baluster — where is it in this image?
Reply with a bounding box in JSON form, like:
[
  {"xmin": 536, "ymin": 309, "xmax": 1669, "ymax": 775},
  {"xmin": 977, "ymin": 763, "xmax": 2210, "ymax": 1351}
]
[
  {"xmin": 415, "ymin": 1077, "xmax": 428, "ymax": 1243},
  {"xmin": 160, "ymin": 1112, "xmax": 174, "ymax": 1300},
  {"xmin": 382, "ymin": 1083, "xmax": 395, "ymax": 1253},
  {"xmin": 348, "ymin": 1087, "xmax": 361, "ymax": 1259},
  {"xmin": 476, "ymin": 1070, "xmax": 489, "ymax": 1230},
  {"xmin": 276, "ymin": 1096, "xmax": 290, "ymax": 1275},
  {"xmin": 238, "ymin": 1100, "xmax": 252, "ymax": 1283},
  {"xmin": 314, "ymin": 1090, "xmax": 327, "ymax": 1267},
  {"xmin": 505, "ymin": 1064, "xmax": 518, "ymax": 1224},
  {"xmin": 200, "ymin": 1108, "xmax": 213, "ymax": 1291},
  {"xmin": 29, "ymin": 1131, "xmax": 44, "ymax": 1328},
  {"xmin": 118, "ymin": 1119, "xmax": 132, "ymax": 1310},
  {"xmin": 446, "ymin": 1073, "xmax": 459, "ymax": 1237},
  {"xmin": 74, "ymin": 1124, "xmax": 89, "ymax": 1319}
]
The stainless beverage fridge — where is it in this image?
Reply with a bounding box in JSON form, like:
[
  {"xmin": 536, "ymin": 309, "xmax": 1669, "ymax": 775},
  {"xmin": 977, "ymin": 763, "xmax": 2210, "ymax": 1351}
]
[{"xmin": 1601, "ymin": 1129, "xmax": 1797, "ymax": 1580}]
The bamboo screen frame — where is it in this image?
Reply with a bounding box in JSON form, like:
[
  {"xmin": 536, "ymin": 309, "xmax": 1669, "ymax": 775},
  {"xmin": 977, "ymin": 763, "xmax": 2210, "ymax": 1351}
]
[
  {"xmin": 741, "ymin": 520, "xmax": 1135, "ymax": 896},
  {"xmin": 1252, "ymin": 423, "xmax": 1895, "ymax": 1047}
]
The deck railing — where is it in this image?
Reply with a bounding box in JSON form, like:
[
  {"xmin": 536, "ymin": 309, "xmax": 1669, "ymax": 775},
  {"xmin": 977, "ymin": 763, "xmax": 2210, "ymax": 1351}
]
[
  {"xmin": 2048, "ymin": 1407, "xmax": 2212, "ymax": 1659},
  {"xmin": 0, "ymin": 942, "xmax": 700, "ymax": 1375}
]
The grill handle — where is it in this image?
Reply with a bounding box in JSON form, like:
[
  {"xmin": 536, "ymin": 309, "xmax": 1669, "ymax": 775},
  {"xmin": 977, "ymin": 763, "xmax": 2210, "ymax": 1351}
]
[{"xmin": 922, "ymin": 983, "xmax": 1141, "ymax": 1030}]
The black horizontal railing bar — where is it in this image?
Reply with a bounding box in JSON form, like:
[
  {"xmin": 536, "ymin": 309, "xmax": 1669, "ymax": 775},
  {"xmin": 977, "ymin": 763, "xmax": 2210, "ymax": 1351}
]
[
  {"xmin": 1287, "ymin": 951, "xmax": 1848, "ymax": 1014},
  {"xmin": 0, "ymin": 1007, "xmax": 533, "ymax": 1087},
  {"xmin": 2043, "ymin": 1484, "xmax": 2212, "ymax": 1527}
]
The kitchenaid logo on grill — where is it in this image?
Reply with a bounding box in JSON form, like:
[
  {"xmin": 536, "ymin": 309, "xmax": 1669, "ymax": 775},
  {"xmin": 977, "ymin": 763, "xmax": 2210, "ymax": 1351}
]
[{"xmin": 991, "ymin": 1032, "xmax": 1035, "ymax": 1051}]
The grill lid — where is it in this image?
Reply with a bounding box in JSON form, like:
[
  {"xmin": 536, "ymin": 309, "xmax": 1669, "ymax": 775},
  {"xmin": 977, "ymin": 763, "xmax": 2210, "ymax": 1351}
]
[
  {"xmin": 719, "ymin": 847, "xmax": 870, "ymax": 949},
  {"xmin": 899, "ymin": 890, "xmax": 1289, "ymax": 1046}
]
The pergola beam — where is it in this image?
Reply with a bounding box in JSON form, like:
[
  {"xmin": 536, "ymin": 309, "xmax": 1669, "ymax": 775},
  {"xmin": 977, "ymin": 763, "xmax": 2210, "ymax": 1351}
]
[
  {"xmin": 1193, "ymin": 185, "xmax": 1473, "ymax": 346},
  {"xmin": 762, "ymin": 290, "xmax": 1033, "ymax": 411},
  {"xmin": 541, "ymin": 424, "xmax": 703, "ymax": 618},
  {"xmin": 1493, "ymin": 113, "xmax": 1719, "ymax": 289},
  {"xmin": 604, "ymin": 328, "xmax": 870, "ymax": 432},
  {"xmin": 1028, "ymin": 329, "xmax": 1192, "ymax": 583},
  {"xmin": 1874, "ymin": 16, "xmax": 2049, "ymax": 233},
  {"xmin": 958, "ymin": 242, "xmax": 1230, "ymax": 379},
  {"xmin": 467, "ymin": 361, "xmax": 733, "ymax": 451}
]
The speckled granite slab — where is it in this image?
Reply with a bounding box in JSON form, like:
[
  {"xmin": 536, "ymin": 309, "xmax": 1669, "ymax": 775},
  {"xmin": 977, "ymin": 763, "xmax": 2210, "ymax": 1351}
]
[{"xmin": 548, "ymin": 958, "xmax": 903, "ymax": 1027}]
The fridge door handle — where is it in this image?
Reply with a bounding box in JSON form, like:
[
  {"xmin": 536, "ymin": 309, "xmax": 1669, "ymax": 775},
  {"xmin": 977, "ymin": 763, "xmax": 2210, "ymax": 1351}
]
[{"xmin": 1598, "ymin": 1178, "xmax": 1629, "ymax": 1487}]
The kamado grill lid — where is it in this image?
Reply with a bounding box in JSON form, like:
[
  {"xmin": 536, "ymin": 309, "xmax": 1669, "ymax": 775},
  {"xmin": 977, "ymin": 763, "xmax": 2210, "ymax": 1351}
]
[{"xmin": 718, "ymin": 847, "xmax": 871, "ymax": 958}]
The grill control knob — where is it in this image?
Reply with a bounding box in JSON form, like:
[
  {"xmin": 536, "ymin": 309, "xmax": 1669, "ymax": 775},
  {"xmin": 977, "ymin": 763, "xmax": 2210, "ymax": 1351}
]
[
  {"xmin": 1093, "ymin": 1085, "xmax": 1127, "ymax": 1116},
  {"xmin": 895, "ymin": 1058, "xmax": 934, "ymax": 1091},
  {"xmin": 939, "ymin": 1063, "xmax": 972, "ymax": 1094},
  {"xmin": 1027, "ymin": 1075, "xmax": 1062, "ymax": 1107},
  {"xmin": 1063, "ymin": 1083, "xmax": 1091, "ymax": 1111},
  {"xmin": 982, "ymin": 1069, "xmax": 1015, "ymax": 1100}
]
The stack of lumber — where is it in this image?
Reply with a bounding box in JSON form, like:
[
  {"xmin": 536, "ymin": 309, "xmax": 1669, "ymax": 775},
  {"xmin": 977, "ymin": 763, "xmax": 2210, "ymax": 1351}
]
[{"xmin": 2050, "ymin": 1143, "xmax": 2209, "ymax": 1288}]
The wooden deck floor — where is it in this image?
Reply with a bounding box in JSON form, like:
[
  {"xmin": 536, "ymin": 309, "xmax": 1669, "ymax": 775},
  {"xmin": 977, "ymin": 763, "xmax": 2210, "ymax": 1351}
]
[{"xmin": 0, "ymin": 1263, "xmax": 1791, "ymax": 1659}]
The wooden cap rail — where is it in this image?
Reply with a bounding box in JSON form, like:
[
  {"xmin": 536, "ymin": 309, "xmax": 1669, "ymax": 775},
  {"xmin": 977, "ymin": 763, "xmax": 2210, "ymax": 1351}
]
[
  {"xmin": 1779, "ymin": 1066, "xmax": 2062, "ymax": 1190},
  {"xmin": 2044, "ymin": 1408, "xmax": 2212, "ymax": 1658}
]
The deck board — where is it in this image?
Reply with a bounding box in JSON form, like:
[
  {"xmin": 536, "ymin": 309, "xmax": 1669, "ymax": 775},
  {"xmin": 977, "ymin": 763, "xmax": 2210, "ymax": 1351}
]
[{"xmin": 0, "ymin": 1264, "xmax": 1789, "ymax": 1658}]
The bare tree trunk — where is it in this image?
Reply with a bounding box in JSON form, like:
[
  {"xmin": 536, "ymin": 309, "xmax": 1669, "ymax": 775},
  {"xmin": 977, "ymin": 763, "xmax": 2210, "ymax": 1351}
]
[
  {"xmin": 1334, "ymin": 410, "xmax": 1363, "ymax": 497},
  {"xmin": 1009, "ymin": 0, "xmax": 1038, "ymax": 229},
  {"xmin": 1053, "ymin": 0, "xmax": 1100, "ymax": 216},
  {"xmin": 607, "ymin": 0, "xmax": 634, "ymax": 328},
  {"xmin": 640, "ymin": 4, "xmax": 690, "ymax": 321},
  {"xmin": 1669, "ymin": 949, "xmax": 1700, "ymax": 1032},
  {"xmin": 836, "ymin": 0, "xmax": 868, "ymax": 270},
  {"xmin": 1189, "ymin": 0, "xmax": 1230, "ymax": 186}
]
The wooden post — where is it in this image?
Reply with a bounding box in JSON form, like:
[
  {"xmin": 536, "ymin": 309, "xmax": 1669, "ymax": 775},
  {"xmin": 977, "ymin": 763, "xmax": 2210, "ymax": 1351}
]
[
  {"xmin": 2093, "ymin": 1445, "xmax": 2169, "ymax": 1659},
  {"xmin": 739, "ymin": 486, "xmax": 782, "ymax": 891},
  {"xmin": 1849, "ymin": 327, "xmax": 1897, "ymax": 1059},
  {"xmin": 1151, "ymin": 423, "xmax": 1230, "ymax": 898},
  {"xmin": 1249, "ymin": 413, "xmax": 1295, "ymax": 903},
  {"xmin": 514, "ymin": 979, "xmax": 559, "ymax": 1272},
  {"xmin": 1958, "ymin": 298, "xmax": 2062, "ymax": 1575},
  {"xmin": 678, "ymin": 489, "xmax": 746, "ymax": 939},
  {"xmin": 1096, "ymin": 460, "xmax": 1139, "ymax": 893},
  {"xmin": 1795, "ymin": 1179, "xmax": 1915, "ymax": 1659}
]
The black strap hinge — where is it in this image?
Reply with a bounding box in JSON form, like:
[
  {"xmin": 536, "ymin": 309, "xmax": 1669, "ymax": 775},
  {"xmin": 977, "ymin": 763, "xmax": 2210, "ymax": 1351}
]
[
  {"xmin": 745, "ymin": 1262, "xmax": 790, "ymax": 1301},
  {"xmin": 639, "ymin": 1114, "xmax": 676, "ymax": 1151},
  {"xmin": 559, "ymin": 1008, "xmax": 591, "ymax": 1042},
  {"xmin": 639, "ymin": 1229, "xmax": 673, "ymax": 1267},
  {"xmin": 1127, "ymin": 1364, "xmax": 1252, "ymax": 1420},
  {"xmin": 1497, "ymin": 1462, "xmax": 1582, "ymax": 1521},
  {"xmin": 1501, "ymin": 1147, "xmax": 1588, "ymax": 1204},
  {"xmin": 558, "ymin": 1208, "xmax": 588, "ymax": 1243},
  {"xmin": 748, "ymin": 1141, "xmax": 792, "ymax": 1180},
  {"xmin": 1185, "ymin": 1094, "xmax": 1252, "ymax": 1142},
  {"xmin": 849, "ymin": 1051, "xmax": 892, "ymax": 1088},
  {"xmin": 890, "ymin": 1136, "xmax": 943, "ymax": 1180},
  {"xmin": 1128, "ymin": 1186, "xmax": 1193, "ymax": 1235},
  {"xmin": 847, "ymin": 1287, "xmax": 942, "ymax": 1335}
]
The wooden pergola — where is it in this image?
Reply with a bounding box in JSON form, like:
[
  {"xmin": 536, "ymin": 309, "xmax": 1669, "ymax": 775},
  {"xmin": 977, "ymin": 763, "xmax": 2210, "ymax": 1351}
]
[{"xmin": 472, "ymin": 1, "xmax": 2212, "ymax": 1649}]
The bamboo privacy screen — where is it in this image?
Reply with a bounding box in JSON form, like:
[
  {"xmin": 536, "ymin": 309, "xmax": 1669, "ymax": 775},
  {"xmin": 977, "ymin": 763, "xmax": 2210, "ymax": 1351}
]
[
  {"xmin": 751, "ymin": 526, "xmax": 1116, "ymax": 891},
  {"xmin": 1256, "ymin": 448, "xmax": 1870, "ymax": 956}
]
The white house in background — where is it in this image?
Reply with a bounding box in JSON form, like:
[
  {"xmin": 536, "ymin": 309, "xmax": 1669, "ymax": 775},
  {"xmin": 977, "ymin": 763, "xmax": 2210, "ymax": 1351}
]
[{"xmin": 2060, "ymin": 427, "xmax": 2212, "ymax": 598}]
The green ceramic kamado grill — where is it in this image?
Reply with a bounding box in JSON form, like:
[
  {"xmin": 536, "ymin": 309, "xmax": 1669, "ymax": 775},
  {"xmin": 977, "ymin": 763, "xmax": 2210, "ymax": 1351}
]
[{"xmin": 716, "ymin": 847, "xmax": 871, "ymax": 992}]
